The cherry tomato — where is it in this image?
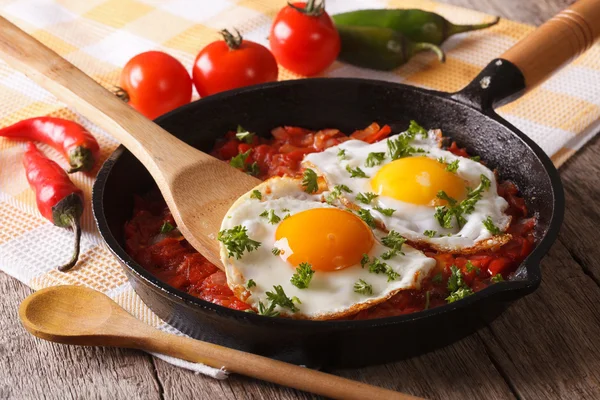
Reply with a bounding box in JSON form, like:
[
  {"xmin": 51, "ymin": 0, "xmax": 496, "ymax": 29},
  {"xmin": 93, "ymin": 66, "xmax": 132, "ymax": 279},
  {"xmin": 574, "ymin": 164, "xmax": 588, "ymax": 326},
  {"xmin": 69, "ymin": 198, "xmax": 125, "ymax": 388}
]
[
  {"xmin": 119, "ymin": 51, "xmax": 192, "ymax": 120},
  {"xmin": 269, "ymin": 0, "xmax": 340, "ymax": 76},
  {"xmin": 192, "ymin": 30, "xmax": 278, "ymax": 97}
]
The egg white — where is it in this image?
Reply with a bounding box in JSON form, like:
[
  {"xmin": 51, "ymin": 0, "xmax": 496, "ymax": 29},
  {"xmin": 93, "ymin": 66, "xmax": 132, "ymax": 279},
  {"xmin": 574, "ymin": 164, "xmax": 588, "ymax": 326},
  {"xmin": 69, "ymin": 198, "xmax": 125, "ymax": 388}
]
[
  {"xmin": 303, "ymin": 129, "xmax": 512, "ymax": 252},
  {"xmin": 220, "ymin": 177, "xmax": 436, "ymax": 320}
]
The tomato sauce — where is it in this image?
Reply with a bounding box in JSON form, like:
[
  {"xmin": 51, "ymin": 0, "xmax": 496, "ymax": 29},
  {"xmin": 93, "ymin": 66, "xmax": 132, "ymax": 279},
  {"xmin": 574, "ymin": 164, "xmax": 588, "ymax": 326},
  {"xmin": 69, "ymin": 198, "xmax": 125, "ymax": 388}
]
[{"xmin": 124, "ymin": 123, "xmax": 535, "ymax": 319}]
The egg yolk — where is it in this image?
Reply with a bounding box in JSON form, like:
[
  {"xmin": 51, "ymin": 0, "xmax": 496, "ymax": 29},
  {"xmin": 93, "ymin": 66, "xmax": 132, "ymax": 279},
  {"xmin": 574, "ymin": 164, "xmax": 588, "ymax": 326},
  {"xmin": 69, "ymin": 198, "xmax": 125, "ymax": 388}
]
[
  {"xmin": 275, "ymin": 208, "xmax": 374, "ymax": 272},
  {"xmin": 370, "ymin": 157, "xmax": 466, "ymax": 206}
]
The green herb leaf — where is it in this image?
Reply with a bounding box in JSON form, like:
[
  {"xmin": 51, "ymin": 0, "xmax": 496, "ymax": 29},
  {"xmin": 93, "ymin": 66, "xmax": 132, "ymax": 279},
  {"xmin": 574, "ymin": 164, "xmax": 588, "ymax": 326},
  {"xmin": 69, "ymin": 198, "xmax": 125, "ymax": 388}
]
[
  {"xmin": 259, "ymin": 209, "xmax": 281, "ymax": 225},
  {"xmin": 406, "ymin": 120, "xmax": 428, "ymax": 137},
  {"xmin": 302, "ymin": 168, "xmax": 319, "ymax": 193},
  {"xmin": 360, "ymin": 253, "xmax": 370, "ymax": 268},
  {"xmin": 357, "ymin": 208, "xmax": 376, "ymax": 228},
  {"xmin": 247, "ymin": 162, "xmax": 260, "ymax": 176},
  {"xmin": 346, "ymin": 165, "xmax": 369, "ymax": 178},
  {"xmin": 446, "ymin": 286, "xmax": 474, "ymax": 303},
  {"xmin": 266, "ymin": 285, "xmax": 298, "ymax": 312},
  {"xmin": 250, "ymin": 190, "xmax": 262, "ymax": 200},
  {"xmin": 356, "ymin": 192, "xmax": 378, "ymax": 204},
  {"xmin": 160, "ymin": 221, "xmax": 175, "ymax": 234},
  {"xmin": 483, "ymin": 216, "xmax": 502, "ymax": 235},
  {"xmin": 235, "ymin": 125, "xmax": 255, "ymax": 143},
  {"xmin": 272, "ymin": 247, "xmax": 282, "ymax": 256},
  {"xmin": 373, "ymin": 206, "xmax": 395, "ymax": 216},
  {"xmin": 368, "ymin": 258, "xmax": 387, "ymax": 274},
  {"xmin": 290, "ymin": 262, "xmax": 314, "ymax": 289},
  {"xmin": 470, "ymin": 155, "xmax": 481, "ymax": 162},
  {"xmin": 365, "ymin": 152, "xmax": 386, "ymax": 167},
  {"xmin": 381, "ymin": 231, "xmax": 406, "ymax": 251},
  {"xmin": 446, "ymin": 265, "xmax": 474, "ymax": 303},
  {"xmin": 337, "ymin": 148, "xmax": 347, "ymax": 160},
  {"xmin": 445, "ymin": 159, "xmax": 459, "ymax": 173},
  {"xmin": 424, "ymin": 230, "xmax": 437, "ymax": 238},
  {"xmin": 257, "ymin": 300, "xmax": 279, "ymax": 317},
  {"xmin": 247, "ymin": 279, "xmax": 256, "ymax": 288},
  {"xmin": 386, "ymin": 123, "xmax": 426, "ymax": 160},
  {"xmin": 217, "ymin": 225, "xmax": 261, "ymax": 259},
  {"xmin": 491, "ymin": 274, "xmax": 504, "ymax": 283},
  {"xmin": 434, "ymin": 175, "xmax": 491, "ymax": 230},
  {"xmin": 354, "ymin": 279, "xmax": 373, "ymax": 295},
  {"xmin": 292, "ymin": 296, "xmax": 302, "ymax": 304},
  {"xmin": 432, "ymin": 272, "xmax": 443, "ymax": 284},
  {"xmin": 326, "ymin": 184, "xmax": 352, "ymax": 204},
  {"xmin": 465, "ymin": 260, "xmax": 480, "ymax": 275},
  {"xmin": 230, "ymin": 149, "xmax": 251, "ymax": 169}
]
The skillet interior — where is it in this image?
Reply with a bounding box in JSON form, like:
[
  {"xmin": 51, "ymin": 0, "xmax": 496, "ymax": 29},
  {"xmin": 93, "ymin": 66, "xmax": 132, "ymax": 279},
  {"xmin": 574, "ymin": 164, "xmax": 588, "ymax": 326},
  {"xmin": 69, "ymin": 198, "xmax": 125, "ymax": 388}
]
[{"xmin": 93, "ymin": 78, "xmax": 563, "ymax": 367}]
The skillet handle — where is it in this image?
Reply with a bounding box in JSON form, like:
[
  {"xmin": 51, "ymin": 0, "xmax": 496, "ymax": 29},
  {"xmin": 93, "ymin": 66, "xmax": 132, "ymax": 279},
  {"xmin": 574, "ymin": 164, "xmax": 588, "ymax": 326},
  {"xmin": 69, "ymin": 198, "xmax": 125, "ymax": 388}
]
[{"xmin": 501, "ymin": 0, "xmax": 600, "ymax": 90}]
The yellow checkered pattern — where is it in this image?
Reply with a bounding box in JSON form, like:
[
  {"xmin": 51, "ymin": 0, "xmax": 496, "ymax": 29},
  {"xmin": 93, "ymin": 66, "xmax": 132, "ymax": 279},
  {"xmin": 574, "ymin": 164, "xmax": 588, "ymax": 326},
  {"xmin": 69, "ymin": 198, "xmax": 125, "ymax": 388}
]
[{"xmin": 0, "ymin": 0, "xmax": 599, "ymax": 375}]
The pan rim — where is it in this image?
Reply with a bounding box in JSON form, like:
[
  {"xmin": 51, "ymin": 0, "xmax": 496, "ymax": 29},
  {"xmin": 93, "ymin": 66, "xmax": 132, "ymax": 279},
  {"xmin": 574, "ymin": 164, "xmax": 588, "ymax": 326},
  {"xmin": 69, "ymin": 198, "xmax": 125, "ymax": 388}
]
[{"xmin": 92, "ymin": 77, "xmax": 564, "ymax": 330}]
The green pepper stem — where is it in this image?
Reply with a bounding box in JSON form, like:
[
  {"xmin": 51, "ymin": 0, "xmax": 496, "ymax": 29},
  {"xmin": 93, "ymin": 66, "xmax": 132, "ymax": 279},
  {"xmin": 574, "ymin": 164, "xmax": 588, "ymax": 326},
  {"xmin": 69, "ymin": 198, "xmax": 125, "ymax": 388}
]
[
  {"xmin": 413, "ymin": 43, "xmax": 446, "ymax": 63},
  {"xmin": 58, "ymin": 216, "xmax": 81, "ymax": 272},
  {"xmin": 448, "ymin": 17, "xmax": 500, "ymax": 36}
]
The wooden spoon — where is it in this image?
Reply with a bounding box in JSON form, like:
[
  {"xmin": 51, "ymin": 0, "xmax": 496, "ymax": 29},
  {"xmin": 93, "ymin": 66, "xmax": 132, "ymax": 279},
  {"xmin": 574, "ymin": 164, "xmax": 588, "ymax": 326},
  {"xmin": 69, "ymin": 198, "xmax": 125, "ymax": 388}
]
[
  {"xmin": 0, "ymin": 16, "xmax": 260, "ymax": 269},
  {"xmin": 19, "ymin": 286, "xmax": 419, "ymax": 400}
]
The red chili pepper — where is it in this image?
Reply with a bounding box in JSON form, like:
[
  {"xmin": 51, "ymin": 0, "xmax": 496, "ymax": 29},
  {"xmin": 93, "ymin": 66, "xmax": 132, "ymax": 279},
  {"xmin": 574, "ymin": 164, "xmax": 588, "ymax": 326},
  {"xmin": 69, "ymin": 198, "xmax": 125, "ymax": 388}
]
[
  {"xmin": 1, "ymin": 117, "xmax": 100, "ymax": 173},
  {"xmin": 23, "ymin": 142, "xmax": 84, "ymax": 271}
]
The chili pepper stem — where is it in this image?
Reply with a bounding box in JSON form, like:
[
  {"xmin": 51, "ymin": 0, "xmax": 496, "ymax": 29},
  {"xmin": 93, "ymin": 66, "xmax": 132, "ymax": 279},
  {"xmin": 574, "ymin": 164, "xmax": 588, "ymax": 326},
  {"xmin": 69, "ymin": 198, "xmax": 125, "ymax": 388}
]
[
  {"xmin": 413, "ymin": 42, "xmax": 446, "ymax": 63},
  {"xmin": 448, "ymin": 17, "xmax": 500, "ymax": 36},
  {"xmin": 58, "ymin": 215, "xmax": 81, "ymax": 272}
]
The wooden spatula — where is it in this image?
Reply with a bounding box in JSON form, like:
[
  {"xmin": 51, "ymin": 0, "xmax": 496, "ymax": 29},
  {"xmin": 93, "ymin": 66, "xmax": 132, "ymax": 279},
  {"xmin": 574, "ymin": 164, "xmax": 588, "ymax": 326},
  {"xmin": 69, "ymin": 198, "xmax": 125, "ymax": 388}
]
[
  {"xmin": 19, "ymin": 285, "xmax": 420, "ymax": 400},
  {"xmin": 0, "ymin": 16, "xmax": 260, "ymax": 269}
]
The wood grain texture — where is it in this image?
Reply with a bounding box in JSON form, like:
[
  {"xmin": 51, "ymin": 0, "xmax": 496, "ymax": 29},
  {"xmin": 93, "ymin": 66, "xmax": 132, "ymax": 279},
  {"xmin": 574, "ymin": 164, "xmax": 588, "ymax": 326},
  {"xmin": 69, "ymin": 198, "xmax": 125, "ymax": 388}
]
[
  {"xmin": 2, "ymin": 0, "xmax": 600, "ymax": 400},
  {"xmin": 0, "ymin": 16, "xmax": 261, "ymax": 269}
]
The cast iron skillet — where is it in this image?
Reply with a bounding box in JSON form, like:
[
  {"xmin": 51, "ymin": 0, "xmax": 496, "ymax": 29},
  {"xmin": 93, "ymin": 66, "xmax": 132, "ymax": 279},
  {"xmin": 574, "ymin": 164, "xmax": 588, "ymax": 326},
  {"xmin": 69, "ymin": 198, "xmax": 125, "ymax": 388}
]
[
  {"xmin": 92, "ymin": 60, "xmax": 563, "ymax": 367},
  {"xmin": 91, "ymin": 1, "xmax": 600, "ymax": 366}
]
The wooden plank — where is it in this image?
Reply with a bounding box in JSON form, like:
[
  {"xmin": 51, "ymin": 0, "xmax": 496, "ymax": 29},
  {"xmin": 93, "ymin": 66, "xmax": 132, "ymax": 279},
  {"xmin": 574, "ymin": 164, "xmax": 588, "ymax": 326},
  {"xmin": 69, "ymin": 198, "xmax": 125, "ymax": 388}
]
[
  {"xmin": 478, "ymin": 239, "xmax": 600, "ymax": 399},
  {"xmin": 0, "ymin": 273, "xmax": 161, "ymax": 400}
]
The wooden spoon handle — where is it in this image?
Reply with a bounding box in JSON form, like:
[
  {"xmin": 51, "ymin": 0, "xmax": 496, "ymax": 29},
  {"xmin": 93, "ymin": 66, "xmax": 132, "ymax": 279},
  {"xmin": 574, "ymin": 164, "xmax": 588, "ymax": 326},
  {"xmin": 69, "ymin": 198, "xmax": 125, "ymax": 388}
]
[
  {"xmin": 501, "ymin": 0, "xmax": 600, "ymax": 90},
  {"xmin": 0, "ymin": 15, "xmax": 200, "ymax": 177},
  {"xmin": 143, "ymin": 329, "xmax": 420, "ymax": 400}
]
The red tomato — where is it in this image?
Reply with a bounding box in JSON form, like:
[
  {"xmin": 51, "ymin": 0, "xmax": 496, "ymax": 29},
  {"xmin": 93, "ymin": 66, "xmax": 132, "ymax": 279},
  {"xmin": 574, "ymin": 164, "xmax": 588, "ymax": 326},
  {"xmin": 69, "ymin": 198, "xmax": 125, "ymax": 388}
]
[
  {"xmin": 269, "ymin": 1, "xmax": 340, "ymax": 76},
  {"xmin": 192, "ymin": 30, "xmax": 278, "ymax": 97},
  {"xmin": 119, "ymin": 51, "xmax": 192, "ymax": 120}
]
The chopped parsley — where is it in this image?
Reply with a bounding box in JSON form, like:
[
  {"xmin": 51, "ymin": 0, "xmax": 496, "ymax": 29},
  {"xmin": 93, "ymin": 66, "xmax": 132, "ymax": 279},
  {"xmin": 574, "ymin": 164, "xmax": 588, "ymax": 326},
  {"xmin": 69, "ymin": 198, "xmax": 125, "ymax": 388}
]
[
  {"xmin": 437, "ymin": 157, "xmax": 446, "ymax": 164},
  {"xmin": 465, "ymin": 261, "xmax": 480, "ymax": 275},
  {"xmin": 357, "ymin": 208, "xmax": 376, "ymax": 228},
  {"xmin": 246, "ymin": 279, "xmax": 256, "ymax": 288},
  {"xmin": 424, "ymin": 230, "xmax": 437, "ymax": 238},
  {"xmin": 381, "ymin": 230, "xmax": 406, "ymax": 252},
  {"xmin": 386, "ymin": 122, "xmax": 427, "ymax": 160},
  {"xmin": 326, "ymin": 184, "xmax": 352, "ymax": 204},
  {"xmin": 365, "ymin": 152, "xmax": 386, "ymax": 167},
  {"xmin": 272, "ymin": 247, "xmax": 282, "ymax": 256},
  {"xmin": 406, "ymin": 120, "xmax": 428, "ymax": 136},
  {"xmin": 337, "ymin": 148, "xmax": 347, "ymax": 160},
  {"xmin": 446, "ymin": 265, "xmax": 474, "ymax": 303},
  {"xmin": 354, "ymin": 279, "xmax": 373, "ymax": 295},
  {"xmin": 356, "ymin": 192, "xmax": 378, "ymax": 204},
  {"xmin": 259, "ymin": 209, "xmax": 281, "ymax": 225},
  {"xmin": 360, "ymin": 253, "xmax": 370, "ymax": 268},
  {"xmin": 250, "ymin": 190, "xmax": 262, "ymax": 200},
  {"xmin": 217, "ymin": 225, "xmax": 261, "ymax": 259},
  {"xmin": 257, "ymin": 285, "xmax": 299, "ymax": 316},
  {"xmin": 346, "ymin": 165, "xmax": 369, "ymax": 178},
  {"xmin": 470, "ymin": 155, "xmax": 481, "ymax": 162},
  {"xmin": 434, "ymin": 174, "xmax": 491, "ymax": 229},
  {"xmin": 292, "ymin": 296, "xmax": 302, "ymax": 304},
  {"xmin": 432, "ymin": 272, "xmax": 443, "ymax": 284},
  {"xmin": 483, "ymin": 216, "xmax": 502, "ymax": 235},
  {"xmin": 290, "ymin": 262, "xmax": 314, "ymax": 289},
  {"xmin": 445, "ymin": 159, "xmax": 459, "ymax": 173},
  {"xmin": 301, "ymin": 168, "xmax": 319, "ymax": 193},
  {"xmin": 381, "ymin": 248, "xmax": 400, "ymax": 260},
  {"xmin": 159, "ymin": 221, "xmax": 175, "ymax": 234},
  {"xmin": 491, "ymin": 274, "xmax": 504, "ymax": 283},
  {"xmin": 367, "ymin": 257, "xmax": 400, "ymax": 281},
  {"xmin": 374, "ymin": 206, "xmax": 395, "ymax": 216},
  {"xmin": 230, "ymin": 149, "xmax": 259, "ymax": 176},
  {"xmin": 235, "ymin": 125, "xmax": 255, "ymax": 143}
]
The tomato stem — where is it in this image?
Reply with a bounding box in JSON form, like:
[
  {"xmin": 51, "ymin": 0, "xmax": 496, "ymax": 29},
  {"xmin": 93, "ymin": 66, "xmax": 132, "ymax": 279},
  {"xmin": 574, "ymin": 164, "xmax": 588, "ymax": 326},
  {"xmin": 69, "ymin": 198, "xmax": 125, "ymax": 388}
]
[
  {"xmin": 220, "ymin": 29, "xmax": 243, "ymax": 50},
  {"xmin": 287, "ymin": 0, "xmax": 325, "ymax": 16},
  {"xmin": 114, "ymin": 86, "xmax": 130, "ymax": 102},
  {"xmin": 57, "ymin": 215, "xmax": 81, "ymax": 272}
]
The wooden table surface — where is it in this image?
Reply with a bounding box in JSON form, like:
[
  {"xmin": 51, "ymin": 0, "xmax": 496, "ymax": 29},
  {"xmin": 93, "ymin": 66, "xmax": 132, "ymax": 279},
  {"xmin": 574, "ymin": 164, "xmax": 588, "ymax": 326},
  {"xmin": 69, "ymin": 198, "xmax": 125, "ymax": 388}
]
[{"xmin": 3, "ymin": 0, "xmax": 600, "ymax": 399}]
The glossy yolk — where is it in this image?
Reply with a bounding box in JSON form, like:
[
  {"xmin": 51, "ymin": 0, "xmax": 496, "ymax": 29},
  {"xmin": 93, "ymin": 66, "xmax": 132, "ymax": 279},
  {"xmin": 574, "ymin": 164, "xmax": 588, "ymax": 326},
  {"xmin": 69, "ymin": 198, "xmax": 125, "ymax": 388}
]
[
  {"xmin": 275, "ymin": 208, "xmax": 374, "ymax": 271},
  {"xmin": 370, "ymin": 157, "xmax": 466, "ymax": 206}
]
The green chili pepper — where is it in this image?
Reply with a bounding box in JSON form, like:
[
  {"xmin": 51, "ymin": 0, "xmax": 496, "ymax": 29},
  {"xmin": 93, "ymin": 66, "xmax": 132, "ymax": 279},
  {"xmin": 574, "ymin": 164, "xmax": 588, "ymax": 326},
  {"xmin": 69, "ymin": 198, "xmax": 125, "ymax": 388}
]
[
  {"xmin": 332, "ymin": 9, "xmax": 500, "ymax": 45},
  {"xmin": 336, "ymin": 25, "xmax": 445, "ymax": 71}
]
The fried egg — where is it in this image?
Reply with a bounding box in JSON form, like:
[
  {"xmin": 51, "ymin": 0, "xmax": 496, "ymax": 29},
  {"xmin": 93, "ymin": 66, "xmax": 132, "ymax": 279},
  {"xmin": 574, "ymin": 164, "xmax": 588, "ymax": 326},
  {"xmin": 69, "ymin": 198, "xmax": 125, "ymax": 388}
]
[
  {"xmin": 303, "ymin": 127, "xmax": 511, "ymax": 252},
  {"xmin": 219, "ymin": 177, "xmax": 436, "ymax": 320}
]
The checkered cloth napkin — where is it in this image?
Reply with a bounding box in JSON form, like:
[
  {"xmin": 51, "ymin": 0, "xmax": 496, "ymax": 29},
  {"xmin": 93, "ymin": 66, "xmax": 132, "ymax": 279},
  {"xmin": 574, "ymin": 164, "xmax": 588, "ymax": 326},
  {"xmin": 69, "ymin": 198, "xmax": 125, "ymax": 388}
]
[{"xmin": 1, "ymin": 0, "xmax": 599, "ymax": 377}]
